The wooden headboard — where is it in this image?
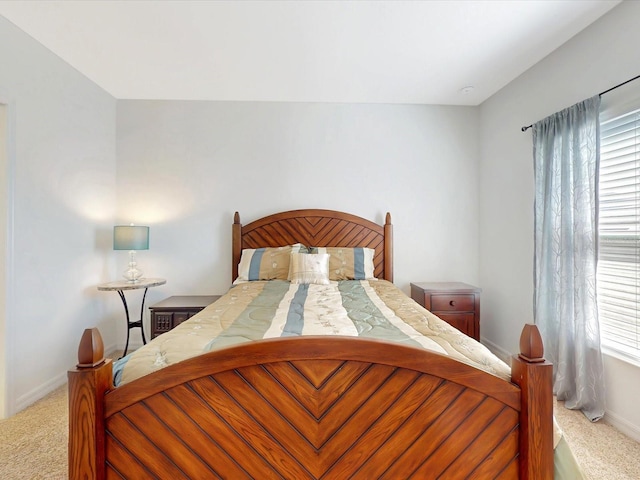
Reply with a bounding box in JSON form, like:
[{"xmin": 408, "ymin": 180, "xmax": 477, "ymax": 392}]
[{"xmin": 232, "ymin": 209, "xmax": 393, "ymax": 282}]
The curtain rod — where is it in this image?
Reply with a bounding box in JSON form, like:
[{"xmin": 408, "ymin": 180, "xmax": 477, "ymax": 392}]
[{"xmin": 520, "ymin": 73, "xmax": 640, "ymax": 132}]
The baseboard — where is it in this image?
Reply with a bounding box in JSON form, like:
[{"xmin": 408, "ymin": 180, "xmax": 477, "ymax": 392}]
[
  {"xmin": 15, "ymin": 370, "xmax": 67, "ymax": 414},
  {"xmin": 13, "ymin": 340, "xmax": 119, "ymax": 415},
  {"xmin": 481, "ymin": 336, "xmax": 512, "ymax": 366},
  {"xmin": 604, "ymin": 410, "xmax": 640, "ymax": 443}
]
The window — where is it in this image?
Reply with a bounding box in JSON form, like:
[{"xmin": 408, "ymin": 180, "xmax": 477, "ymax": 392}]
[{"xmin": 598, "ymin": 107, "xmax": 640, "ymax": 360}]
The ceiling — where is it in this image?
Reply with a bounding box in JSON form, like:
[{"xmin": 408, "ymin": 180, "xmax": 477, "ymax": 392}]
[{"xmin": 0, "ymin": 0, "xmax": 622, "ymax": 105}]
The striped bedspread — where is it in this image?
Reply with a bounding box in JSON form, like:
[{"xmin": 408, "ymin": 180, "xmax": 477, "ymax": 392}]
[
  {"xmin": 111, "ymin": 278, "xmax": 585, "ymax": 478},
  {"xmin": 114, "ymin": 279, "xmax": 510, "ymax": 387}
]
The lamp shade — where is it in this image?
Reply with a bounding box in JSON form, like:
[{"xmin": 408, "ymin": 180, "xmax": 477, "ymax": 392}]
[{"xmin": 113, "ymin": 225, "xmax": 149, "ymax": 251}]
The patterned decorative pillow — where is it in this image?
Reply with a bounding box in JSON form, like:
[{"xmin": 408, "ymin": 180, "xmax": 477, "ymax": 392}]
[
  {"xmin": 310, "ymin": 247, "xmax": 375, "ymax": 280},
  {"xmin": 288, "ymin": 253, "xmax": 330, "ymax": 285},
  {"xmin": 237, "ymin": 244, "xmax": 307, "ymax": 281}
]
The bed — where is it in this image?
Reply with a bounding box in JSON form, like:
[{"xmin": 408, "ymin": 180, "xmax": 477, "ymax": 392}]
[{"xmin": 69, "ymin": 209, "xmax": 566, "ymax": 479}]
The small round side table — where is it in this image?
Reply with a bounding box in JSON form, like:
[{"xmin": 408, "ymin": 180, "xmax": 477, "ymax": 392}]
[{"xmin": 97, "ymin": 277, "xmax": 166, "ymax": 357}]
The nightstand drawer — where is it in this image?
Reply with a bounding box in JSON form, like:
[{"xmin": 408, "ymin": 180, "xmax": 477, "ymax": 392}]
[
  {"xmin": 155, "ymin": 313, "xmax": 173, "ymax": 333},
  {"xmin": 431, "ymin": 294, "xmax": 475, "ymax": 312}
]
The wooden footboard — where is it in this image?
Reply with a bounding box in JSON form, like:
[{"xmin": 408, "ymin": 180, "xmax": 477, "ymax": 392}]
[{"xmin": 69, "ymin": 325, "xmax": 552, "ymax": 479}]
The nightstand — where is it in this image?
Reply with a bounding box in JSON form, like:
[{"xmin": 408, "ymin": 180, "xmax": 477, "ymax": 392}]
[
  {"xmin": 149, "ymin": 295, "xmax": 221, "ymax": 339},
  {"xmin": 410, "ymin": 282, "xmax": 481, "ymax": 340}
]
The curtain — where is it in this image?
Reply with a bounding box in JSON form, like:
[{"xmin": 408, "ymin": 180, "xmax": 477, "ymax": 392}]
[{"xmin": 533, "ymin": 95, "xmax": 605, "ymax": 422}]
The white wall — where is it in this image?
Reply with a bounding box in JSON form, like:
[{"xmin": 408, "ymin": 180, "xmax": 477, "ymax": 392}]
[
  {"xmin": 116, "ymin": 100, "xmax": 481, "ymax": 344},
  {"xmin": 479, "ymin": 0, "xmax": 640, "ymax": 439},
  {"xmin": 0, "ymin": 103, "xmax": 7, "ymax": 417},
  {"xmin": 0, "ymin": 16, "xmax": 118, "ymax": 415}
]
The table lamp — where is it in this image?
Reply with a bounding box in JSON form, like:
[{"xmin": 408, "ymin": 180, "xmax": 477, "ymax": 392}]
[{"xmin": 114, "ymin": 225, "xmax": 149, "ymax": 283}]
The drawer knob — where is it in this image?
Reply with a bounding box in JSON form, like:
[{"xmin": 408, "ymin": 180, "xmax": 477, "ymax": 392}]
[{"xmin": 449, "ymin": 300, "xmax": 456, "ymax": 307}]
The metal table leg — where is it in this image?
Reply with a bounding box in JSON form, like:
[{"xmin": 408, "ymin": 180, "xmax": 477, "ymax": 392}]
[{"xmin": 117, "ymin": 287, "xmax": 149, "ymax": 357}]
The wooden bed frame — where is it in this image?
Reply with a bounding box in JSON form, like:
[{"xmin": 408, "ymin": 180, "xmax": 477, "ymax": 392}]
[{"xmin": 69, "ymin": 209, "xmax": 553, "ymax": 479}]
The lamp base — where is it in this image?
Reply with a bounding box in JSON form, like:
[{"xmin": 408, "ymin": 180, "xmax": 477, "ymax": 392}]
[{"xmin": 123, "ymin": 251, "xmax": 143, "ymax": 283}]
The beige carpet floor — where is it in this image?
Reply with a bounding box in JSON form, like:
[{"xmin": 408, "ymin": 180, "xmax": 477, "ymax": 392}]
[
  {"xmin": 1, "ymin": 385, "xmax": 639, "ymax": 479},
  {"xmin": 0, "ymin": 385, "xmax": 67, "ymax": 479},
  {"xmin": 554, "ymin": 398, "xmax": 640, "ymax": 480}
]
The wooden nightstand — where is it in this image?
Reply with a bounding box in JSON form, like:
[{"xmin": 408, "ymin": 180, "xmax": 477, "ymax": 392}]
[
  {"xmin": 149, "ymin": 295, "xmax": 221, "ymax": 339},
  {"xmin": 410, "ymin": 282, "xmax": 481, "ymax": 340}
]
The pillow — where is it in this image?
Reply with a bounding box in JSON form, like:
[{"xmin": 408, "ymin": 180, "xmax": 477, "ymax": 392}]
[
  {"xmin": 310, "ymin": 247, "xmax": 375, "ymax": 280},
  {"xmin": 288, "ymin": 253, "xmax": 330, "ymax": 285},
  {"xmin": 237, "ymin": 244, "xmax": 306, "ymax": 281}
]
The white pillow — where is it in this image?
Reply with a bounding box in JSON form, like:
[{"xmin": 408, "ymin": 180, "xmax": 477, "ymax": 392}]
[{"xmin": 288, "ymin": 253, "xmax": 330, "ymax": 285}]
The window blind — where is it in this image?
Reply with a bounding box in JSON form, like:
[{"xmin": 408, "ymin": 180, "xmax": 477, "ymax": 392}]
[{"xmin": 598, "ymin": 108, "xmax": 640, "ymax": 359}]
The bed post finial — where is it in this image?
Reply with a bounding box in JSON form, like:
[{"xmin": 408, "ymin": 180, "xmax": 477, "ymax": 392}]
[
  {"xmin": 77, "ymin": 327, "xmax": 105, "ymax": 368},
  {"xmin": 519, "ymin": 323, "xmax": 545, "ymax": 363},
  {"xmin": 234, "ymin": 211, "xmax": 240, "ymax": 224}
]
